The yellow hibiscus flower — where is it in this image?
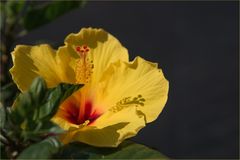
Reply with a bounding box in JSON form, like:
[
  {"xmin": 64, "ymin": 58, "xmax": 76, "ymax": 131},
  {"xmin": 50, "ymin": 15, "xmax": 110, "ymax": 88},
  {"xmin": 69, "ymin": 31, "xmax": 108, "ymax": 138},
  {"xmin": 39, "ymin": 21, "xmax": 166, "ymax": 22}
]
[{"xmin": 10, "ymin": 28, "xmax": 169, "ymax": 147}]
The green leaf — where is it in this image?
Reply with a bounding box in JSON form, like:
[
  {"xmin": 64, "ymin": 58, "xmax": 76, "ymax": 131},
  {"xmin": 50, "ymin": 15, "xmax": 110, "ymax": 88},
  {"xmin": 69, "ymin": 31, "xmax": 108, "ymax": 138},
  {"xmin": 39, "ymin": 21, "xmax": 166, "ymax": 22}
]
[
  {"xmin": 10, "ymin": 92, "xmax": 32, "ymax": 125},
  {"xmin": 23, "ymin": 1, "xmax": 86, "ymax": 31},
  {"xmin": 21, "ymin": 121, "xmax": 63, "ymax": 141},
  {"xmin": 0, "ymin": 2, "xmax": 6, "ymax": 31},
  {"xmin": 0, "ymin": 103, "xmax": 6, "ymax": 129},
  {"xmin": 5, "ymin": 1, "xmax": 26, "ymax": 15},
  {"xmin": 38, "ymin": 83, "xmax": 83, "ymax": 121},
  {"xmin": 5, "ymin": 1, "xmax": 26, "ymax": 25},
  {"xmin": 54, "ymin": 141, "xmax": 168, "ymax": 159},
  {"xmin": 40, "ymin": 121, "xmax": 64, "ymax": 135},
  {"xmin": 18, "ymin": 137, "xmax": 62, "ymax": 159},
  {"xmin": 0, "ymin": 82, "xmax": 19, "ymax": 107},
  {"xmin": 29, "ymin": 77, "xmax": 47, "ymax": 105},
  {"xmin": 2, "ymin": 77, "xmax": 83, "ymax": 158},
  {"xmin": 8, "ymin": 77, "xmax": 82, "ymax": 140},
  {"xmin": 10, "ymin": 77, "xmax": 82, "ymax": 123}
]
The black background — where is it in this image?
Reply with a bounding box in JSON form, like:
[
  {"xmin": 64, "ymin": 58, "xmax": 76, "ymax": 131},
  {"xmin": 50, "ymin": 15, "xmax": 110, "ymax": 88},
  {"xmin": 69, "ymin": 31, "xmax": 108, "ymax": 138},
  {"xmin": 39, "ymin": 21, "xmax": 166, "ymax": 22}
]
[{"xmin": 17, "ymin": 1, "xmax": 239, "ymax": 159}]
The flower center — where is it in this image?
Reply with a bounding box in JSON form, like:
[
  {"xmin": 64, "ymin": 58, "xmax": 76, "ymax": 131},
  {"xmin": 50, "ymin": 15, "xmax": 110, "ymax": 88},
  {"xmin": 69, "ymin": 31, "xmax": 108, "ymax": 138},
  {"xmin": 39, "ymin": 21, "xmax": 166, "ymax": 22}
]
[
  {"xmin": 75, "ymin": 45, "xmax": 93, "ymax": 84},
  {"xmin": 59, "ymin": 98, "xmax": 101, "ymax": 125}
]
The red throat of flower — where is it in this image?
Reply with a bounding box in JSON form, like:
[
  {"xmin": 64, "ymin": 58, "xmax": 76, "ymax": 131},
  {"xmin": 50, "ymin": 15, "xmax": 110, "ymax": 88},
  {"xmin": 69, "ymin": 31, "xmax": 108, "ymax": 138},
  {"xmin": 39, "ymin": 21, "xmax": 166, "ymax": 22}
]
[{"xmin": 57, "ymin": 97, "xmax": 102, "ymax": 126}]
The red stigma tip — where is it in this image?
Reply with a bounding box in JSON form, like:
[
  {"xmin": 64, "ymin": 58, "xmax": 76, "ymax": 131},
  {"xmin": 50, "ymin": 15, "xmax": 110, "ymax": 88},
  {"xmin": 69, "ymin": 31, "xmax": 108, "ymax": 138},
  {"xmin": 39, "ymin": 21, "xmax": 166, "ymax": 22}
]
[
  {"xmin": 76, "ymin": 45, "xmax": 90, "ymax": 55},
  {"xmin": 76, "ymin": 46, "xmax": 81, "ymax": 52}
]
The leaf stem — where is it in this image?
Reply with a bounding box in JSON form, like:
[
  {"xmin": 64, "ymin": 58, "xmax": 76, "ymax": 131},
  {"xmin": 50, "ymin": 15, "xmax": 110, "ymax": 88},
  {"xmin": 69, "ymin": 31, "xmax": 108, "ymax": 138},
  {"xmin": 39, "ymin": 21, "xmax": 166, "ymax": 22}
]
[{"xmin": 0, "ymin": 134, "xmax": 9, "ymax": 145}]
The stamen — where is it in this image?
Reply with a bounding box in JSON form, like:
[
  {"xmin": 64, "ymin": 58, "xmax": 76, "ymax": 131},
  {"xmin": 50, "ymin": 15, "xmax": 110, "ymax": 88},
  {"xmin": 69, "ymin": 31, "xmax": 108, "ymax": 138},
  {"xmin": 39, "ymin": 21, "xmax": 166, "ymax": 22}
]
[
  {"xmin": 75, "ymin": 45, "xmax": 93, "ymax": 84},
  {"xmin": 109, "ymin": 95, "xmax": 146, "ymax": 113}
]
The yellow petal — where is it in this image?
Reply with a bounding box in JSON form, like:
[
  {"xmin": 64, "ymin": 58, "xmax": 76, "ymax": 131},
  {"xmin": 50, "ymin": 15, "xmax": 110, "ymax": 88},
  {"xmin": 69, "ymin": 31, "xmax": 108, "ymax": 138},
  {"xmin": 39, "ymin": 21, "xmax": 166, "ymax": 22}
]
[
  {"xmin": 100, "ymin": 56, "xmax": 169, "ymax": 123},
  {"xmin": 59, "ymin": 106, "xmax": 145, "ymax": 147},
  {"xmin": 10, "ymin": 28, "xmax": 128, "ymax": 91},
  {"xmin": 10, "ymin": 44, "xmax": 76, "ymax": 91},
  {"xmin": 62, "ymin": 28, "xmax": 129, "ymax": 85},
  {"xmin": 53, "ymin": 56, "xmax": 168, "ymax": 147},
  {"xmin": 52, "ymin": 117, "xmax": 79, "ymax": 131}
]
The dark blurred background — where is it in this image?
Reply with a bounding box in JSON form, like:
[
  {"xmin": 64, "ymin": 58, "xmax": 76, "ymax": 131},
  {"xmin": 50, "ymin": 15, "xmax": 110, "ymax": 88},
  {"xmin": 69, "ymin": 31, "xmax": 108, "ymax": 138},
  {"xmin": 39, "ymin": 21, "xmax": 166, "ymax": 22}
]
[{"xmin": 14, "ymin": 1, "xmax": 239, "ymax": 159}]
